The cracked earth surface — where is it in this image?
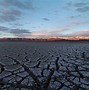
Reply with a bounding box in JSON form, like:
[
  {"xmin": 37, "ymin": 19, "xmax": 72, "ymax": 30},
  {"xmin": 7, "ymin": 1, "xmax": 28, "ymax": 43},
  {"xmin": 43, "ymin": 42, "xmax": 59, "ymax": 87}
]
[{"xmin": 0, "ymin": 41, "xmax": 89, "ymax": 90}]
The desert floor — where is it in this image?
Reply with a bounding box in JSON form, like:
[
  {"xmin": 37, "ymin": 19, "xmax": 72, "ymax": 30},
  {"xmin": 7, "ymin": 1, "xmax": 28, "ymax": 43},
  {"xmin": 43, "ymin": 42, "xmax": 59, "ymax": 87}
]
[{"xmin": 0, "ymin": 41, "xmax": 89, "ymax": 90}]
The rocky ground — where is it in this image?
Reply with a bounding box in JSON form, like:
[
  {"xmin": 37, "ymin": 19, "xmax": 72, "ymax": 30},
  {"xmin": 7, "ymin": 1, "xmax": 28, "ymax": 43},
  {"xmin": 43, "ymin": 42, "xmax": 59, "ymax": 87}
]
[{"xmin": 0, "ymin": 41, "xmax": 89, "ymax": 90}]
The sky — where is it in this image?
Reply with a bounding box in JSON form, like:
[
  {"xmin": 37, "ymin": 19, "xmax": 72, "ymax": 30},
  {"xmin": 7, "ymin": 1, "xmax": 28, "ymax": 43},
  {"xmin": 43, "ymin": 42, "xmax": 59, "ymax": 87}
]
[{"xmin": 0, "ymin": 0, "xmax": 89, "ymax": 38}]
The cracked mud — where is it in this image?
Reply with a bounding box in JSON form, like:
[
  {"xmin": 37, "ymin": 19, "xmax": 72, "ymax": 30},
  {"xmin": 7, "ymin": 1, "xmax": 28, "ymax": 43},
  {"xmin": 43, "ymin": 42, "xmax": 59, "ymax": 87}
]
[{"xmin": 0, "ymin": 41, "xmax": 89, "ymax": 90}]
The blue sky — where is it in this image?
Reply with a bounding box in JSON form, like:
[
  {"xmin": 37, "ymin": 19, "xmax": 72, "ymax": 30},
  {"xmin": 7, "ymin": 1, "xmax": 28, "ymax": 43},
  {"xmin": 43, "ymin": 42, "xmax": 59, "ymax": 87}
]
[{"xmin": 0, "ymin": 0, "xmax": 89, "ymax": 38}]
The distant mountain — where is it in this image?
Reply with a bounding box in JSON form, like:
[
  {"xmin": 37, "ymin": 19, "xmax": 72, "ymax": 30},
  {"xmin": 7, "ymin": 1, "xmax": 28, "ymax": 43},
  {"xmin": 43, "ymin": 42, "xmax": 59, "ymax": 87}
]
[{"xmin": 0, "ymin": 37, "xmax": 89, "ymax": 41}]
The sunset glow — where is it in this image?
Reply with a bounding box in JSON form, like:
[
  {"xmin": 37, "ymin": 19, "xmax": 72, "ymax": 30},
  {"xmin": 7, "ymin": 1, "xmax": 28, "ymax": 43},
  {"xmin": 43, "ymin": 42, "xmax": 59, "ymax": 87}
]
[{"xmin": 0, "ymin": 0, "xmax": 89, "ymax": 39}]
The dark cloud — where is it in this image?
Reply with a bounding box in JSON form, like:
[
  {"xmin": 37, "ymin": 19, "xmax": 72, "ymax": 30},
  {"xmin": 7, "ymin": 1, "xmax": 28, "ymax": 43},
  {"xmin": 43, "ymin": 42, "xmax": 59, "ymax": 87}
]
[
  {"xmin": 43, "ymin": 18, "xmax": 50, "ymax": 21},
  {"xmin": 9, "ymin": 23, "xmax": 23, "ymax": 28},
  {"xmin": 74, "ymin": 2, "xmax": 88, "ymax": 7},
  {"xmin": 0, "ymin": 0, "xmax": 33, "ymax": 10},
  {"xmin": 0, "ymin": 26, "xmax": 9, "ymax": 31},
  {"xmin": 76, "ymin": 6, "xmax": 89, "ymax": 12},
  {"xmin": 67, "ymin": 1, "xmax": 89, "ymax": 13},
  {"xmin": 0, "ymin": 9, "xmax": 21, "ymax": 22},
  {"xmin": 69, "ymin": 15, "xmax": 81, "ymax": 19},
  {"xmin": 67, "ymin": 2, "xmax": 89, "ymax": 7},
  {"xmin": 10, "ymin": 28, "xmax": 31, "ymax": 37},
  {"xmin": 0, "ymin": 0, "xmax": 33, "ymax": 22},
  {"xmin": 14, "ymin": 23, "xmax": 23, "ymax": 26},
  {"xmin": 10, "ymin": 28, "xmax": 30, "ymax": 34},
  {"xmin": 0, "ymin": 26, "xmax": 31, "ymax": 37}
]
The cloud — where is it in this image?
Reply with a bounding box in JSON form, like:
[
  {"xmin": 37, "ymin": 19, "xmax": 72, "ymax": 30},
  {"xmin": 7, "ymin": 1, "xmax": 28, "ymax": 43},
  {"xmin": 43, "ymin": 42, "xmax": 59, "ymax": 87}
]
[
  {"xmin": 71, "ymin": 20, "xmax": 89, "ymax": 26},
  {"xmin": 43, "ymin": 18, "xmax": 50, "ymax": 21},
  {"xmin": 28, "ymin": 19, "xmax": 89, "ymax": 38},
  {"xmin": 67, "ymin": 1, "xmax": 89, "ymax": 13},
  {"xmin": 28, "ymin": 27, "xmax": 69, "ymax": 38},
  {"xmin": 0, "ymin": 26, "xmax": 9, "ymax": 31},
  {"xmin": 10, "ymin": 23, "xmax": 23, "ymax": 27},
  {"xmin": 76, "ymin": 6, "xmax": 89, "ymax": 12},
  {"xmin": 74, "ymin": 2, "xmax": 88, "ymax": 7},
  {"xmin": 0, "ymin": 26, "xmax": 31, "ymax": 37},
  {"xmin": 67, "ymin": 1, "xmax": 89, "ymax": 8},
  {"xmin": 68, "ymin": 30, "xmax": 89, "ymax": 36},
  {"xmin": 0, "ymin": 0, "xmax": 33, "ymax": 10},
  {"xmin": 69, "ymin": 15, "xmax": 81, "ymax": 19},
  {"xmin": 0, "ymin": 25, "xmax": 66, "ymax": 38},
  {"xmin": 0, "ymin": 0, "xmax": 33, "ymax": 22},
  {"xmin": 10, "ymin": 28, "xmax": 31, "ymax": 37},
  {"xmin": 10, "ymin": 28, "xmax": 30, "ymax": 34},
  {"xmin": 0, "ymin": 9, "xmax": 21, "ymax": 22}
]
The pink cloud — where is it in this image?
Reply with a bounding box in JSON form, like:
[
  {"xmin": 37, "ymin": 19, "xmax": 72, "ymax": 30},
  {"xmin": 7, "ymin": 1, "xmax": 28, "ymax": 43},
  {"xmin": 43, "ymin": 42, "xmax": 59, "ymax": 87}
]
[{"xmin": 68, "ymin": 30, "xmax": 89, "ymax": 36}]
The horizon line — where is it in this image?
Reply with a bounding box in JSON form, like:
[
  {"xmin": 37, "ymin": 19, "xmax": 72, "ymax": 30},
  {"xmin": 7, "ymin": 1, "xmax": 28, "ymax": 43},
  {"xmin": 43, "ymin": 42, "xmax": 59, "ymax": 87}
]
[{"xmin": 0, "ymin": 36, "xmax": 89, "ymax": 41}]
